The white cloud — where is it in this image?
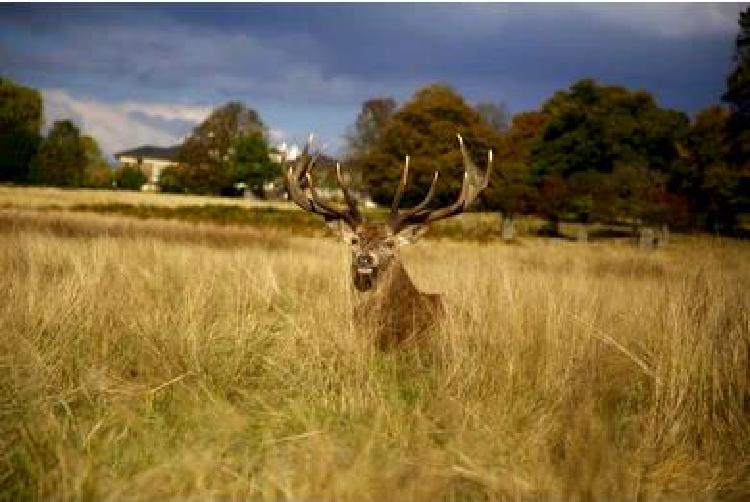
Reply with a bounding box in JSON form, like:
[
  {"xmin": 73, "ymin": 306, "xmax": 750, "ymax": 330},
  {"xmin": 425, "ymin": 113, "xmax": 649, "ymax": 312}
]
[
  {"xmin": 41, "ymin": 89, "xmax": 310, "ymax": 158},
  {"xmin": 573, "ymin": 3, "xmax": 747, "ymax": 38},
  {"xmin": 398, "ymin": 3, "xmax": 746, "ymax": 40},
  {"xmin": 267, "ymin": 127, "xmax": 288, "ymax": 144},
  {"xmin": 42, "ymin": 89, "xmax": 211, "ymax": 156},
  {"xmin": 120, "ymin": 102, "xmax": 213, "ymax": 123}
]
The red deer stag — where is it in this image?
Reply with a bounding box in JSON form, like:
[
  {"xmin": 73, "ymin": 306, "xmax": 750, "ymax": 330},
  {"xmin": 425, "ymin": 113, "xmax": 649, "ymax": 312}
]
[{"xmin": 284, "ymin": 135, "xmax": 492, "ymax": 349}]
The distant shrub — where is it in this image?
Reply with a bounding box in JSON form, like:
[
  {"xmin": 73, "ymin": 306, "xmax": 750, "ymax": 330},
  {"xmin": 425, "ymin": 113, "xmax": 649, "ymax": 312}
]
[
  {"xmin": 158, "ymin": 165, "xmax": 185, "ymax": 193},
  {"xmin": 84, "ymin": 164, "xmax": 114, "ymax": 189},
  {"xmin": 114, "ymin": 165, "xmax": 146, "ymax": 190}
]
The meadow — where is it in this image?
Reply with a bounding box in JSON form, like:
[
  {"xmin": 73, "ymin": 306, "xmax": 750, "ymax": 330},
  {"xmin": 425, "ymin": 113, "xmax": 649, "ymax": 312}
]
[
  {"xmin": 0, "ymin": 185, "xmax": 292, "ymax": 210},
  {"xmin": 1, "ymin": 188, "xmax": 749, "ymax": 501}
]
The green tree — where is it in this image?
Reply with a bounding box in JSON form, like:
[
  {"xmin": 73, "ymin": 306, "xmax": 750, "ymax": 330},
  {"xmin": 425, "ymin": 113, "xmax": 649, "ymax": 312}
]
[
  {"xmin": 531, "ymin": 79, "xmax": 688, "ymax": 226},
  {"xmin": 360, "ymin": 84, "xmax": 501, "ymax": 208},
  {"xmin": 114, "ymin": 164, "xmax": 147, "ymax": 190},
  {"xmin": 178, "ymin": 102, "xmax": 265, "ymax": 195},
  {"xmin": 0, "ymin": 77, "xmax": 43, "ymax": 183},
  {"xmin": 158, "ymin": 165, "xmax": 184, "ymax": 193},
  {"xmin": 30, "ymin": 120, "xmax": 86, "ymax": 187},
  {"xmin": 231, "ymin": 132, "xmax": 280, "ymax": 197},
  {"xmin": 723, "ymin": 7, "xmax": 750, "ymax": 119},
  {"xmin": 676, "ymin": 106, "xmax": 746, "ymax": 231},
  {"xmin": 720, "ymin": 7, "xmax": 750, "ymax": 227}
]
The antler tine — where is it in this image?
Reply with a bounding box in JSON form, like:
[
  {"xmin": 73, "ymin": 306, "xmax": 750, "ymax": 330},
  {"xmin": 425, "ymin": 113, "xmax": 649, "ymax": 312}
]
[
  {"xmin": 306, "ymin": 167, "xmax": 360, "ymax": 226},
  {"xmin": 284, "ymin": 142, "xmax": 316, "ymax": 212},
  {"xmin": 410, "ymin": 171, "xmax": 440, "ymax": 214},
  {"xmin": 456, "ymin": 133, "xmax": 491, "ymax": 194},
  {"xmin": 419, "ymin": 134, "xmax": 492, "ymax": 223},
  {"xmin": 283, "ymin": 135, "xmax": 361, "ymax": 226},
  {"xmin": 304, "ymin": 169, "xmax": 332, "ymax": 213},
  {"xmin": 389, "ymin": 134, "xmax": 493, "ymax": 232},
  {"xmin": 389, "ymin": 170, "xmax": 440, "ymax": 231},
  {"xmin": 486, "ymin": 149, "xmax": 494, "ymax": 188},
  {"xmin": 390, "ymin": 155, "xmax": 410, "ymax": 214},
  {"xmin": 336, "ymin": 162, "xmax": 361, "ymax": 221}
]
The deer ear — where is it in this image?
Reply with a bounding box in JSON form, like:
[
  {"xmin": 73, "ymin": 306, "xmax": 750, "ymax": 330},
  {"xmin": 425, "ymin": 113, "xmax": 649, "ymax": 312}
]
[
  {"xmin": 326, "ymin": 219, "xmax": 357, "ymax": 243},
  {"xmin": 396, "ymin": 224, "xmax": 428, "ymax": 245}
]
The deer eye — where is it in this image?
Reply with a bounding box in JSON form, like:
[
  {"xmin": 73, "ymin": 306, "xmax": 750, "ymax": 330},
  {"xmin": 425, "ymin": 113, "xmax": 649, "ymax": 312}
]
[
  {"xmin": 385, "ymin": 239, "xmax": 396, "ymax": 249},
  {"xmin": 350, "ymin": 236, "xmax": 359, "ymax": 245}
]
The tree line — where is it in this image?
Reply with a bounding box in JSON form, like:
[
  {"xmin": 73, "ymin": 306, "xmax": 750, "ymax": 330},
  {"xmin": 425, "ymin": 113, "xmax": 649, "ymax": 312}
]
[
  {"xmin": 0, "ymin": 79, "xmax": 117, "ymax": 189},
  {"xmin": 345, "ymin": 9, "xmax": 749, "ymax": 234},
  {"xmin": 0, "ymin": 82, "xmax": 282, "ymax": 194},
  {"xmin": 1, "ymin": 8, "xmax": 747, "ymax": 234},
  {"xmin": 345, "ymin": 79, "xmax": 746, "ymax": 235}
]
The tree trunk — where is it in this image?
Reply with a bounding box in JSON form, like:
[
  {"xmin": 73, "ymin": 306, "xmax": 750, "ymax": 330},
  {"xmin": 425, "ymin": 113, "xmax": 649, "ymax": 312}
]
[
  {"xmin": 631, "ymin": 218, "xmax": 642, "ymax": 238},
  {"xmin": 543, "ymin": 216, "xmax": 562, "ymax": 237},
  {"xmin": 639, "ymin": 227, "xmax": 656, "ymax": 249},
  {"xmin": 501, "ymin": 214, "xmax": 516, "ymax": 241},
  {"xmin": 657, "ymin": 224, "xmax": 669, "ymax": 248},
  {"xmin": 576, "ymin": 224, "xmax": 588, "ymax": 243}
]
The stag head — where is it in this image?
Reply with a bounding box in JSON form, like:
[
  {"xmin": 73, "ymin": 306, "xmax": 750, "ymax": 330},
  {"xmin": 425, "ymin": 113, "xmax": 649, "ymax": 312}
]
[{"xmin": 283, "ymin": 134, "xmax": 492, "ymax": 292}]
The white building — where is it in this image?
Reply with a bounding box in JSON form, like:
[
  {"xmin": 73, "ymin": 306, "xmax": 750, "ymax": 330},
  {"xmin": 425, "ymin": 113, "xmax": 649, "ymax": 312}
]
[
  {"xmin": 114, "ymin": 145, "xmax": 180, "ymax": 191},
  {"xmin": 269, "ymin": 142, "xmax": 300, "ymax": 163}
]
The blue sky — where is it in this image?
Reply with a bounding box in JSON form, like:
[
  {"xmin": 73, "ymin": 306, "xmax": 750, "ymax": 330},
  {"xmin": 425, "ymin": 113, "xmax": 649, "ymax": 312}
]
[{"xmin": 1, "ymin": 3, "xmax": 746, "ymax": 156}]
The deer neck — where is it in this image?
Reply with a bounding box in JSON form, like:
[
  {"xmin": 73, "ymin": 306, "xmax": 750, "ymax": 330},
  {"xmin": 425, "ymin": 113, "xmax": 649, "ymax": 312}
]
[{"xmin": 356, "ymin": 257, "xmax": 420, "ymax": 301}]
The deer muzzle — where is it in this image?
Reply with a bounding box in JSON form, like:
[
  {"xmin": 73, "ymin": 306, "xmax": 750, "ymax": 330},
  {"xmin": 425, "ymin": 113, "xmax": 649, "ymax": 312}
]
[{"xmin": 352, "ymin": 254, "xmax": 378, "ymax": 292}]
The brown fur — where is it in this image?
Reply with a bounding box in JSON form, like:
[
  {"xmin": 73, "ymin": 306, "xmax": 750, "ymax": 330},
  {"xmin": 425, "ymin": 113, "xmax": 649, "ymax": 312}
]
[{"xmin": 353, "ymin": 258, "xmax": 444, "ymax": 350}]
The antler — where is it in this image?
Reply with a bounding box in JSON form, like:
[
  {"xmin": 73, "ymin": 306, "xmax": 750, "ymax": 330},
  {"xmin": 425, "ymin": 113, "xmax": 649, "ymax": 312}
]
[
  {"xmin": 283, "ymin": 136, "xmax": 362, "ymax": 228},
  {"xmin": 389, "ymin": 134, "xmax": 492, "ymax": 233}
]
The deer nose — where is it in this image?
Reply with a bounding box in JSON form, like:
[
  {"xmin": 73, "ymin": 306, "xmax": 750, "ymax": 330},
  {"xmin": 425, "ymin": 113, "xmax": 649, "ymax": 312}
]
[{"xmin": 356, "ymin": 254, "xmax": 374, "ymax": 268}]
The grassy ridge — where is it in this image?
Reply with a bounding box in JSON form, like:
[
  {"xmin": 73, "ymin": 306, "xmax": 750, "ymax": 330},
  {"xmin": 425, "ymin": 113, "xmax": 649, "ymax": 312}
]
[
  {"xmin": 0, "ymin": 185, "xmax": 543, "ymax": 241},
  {"xmin": 56, "ymin": 203, "xmax": 512, "ymax": 241},
  {"xmin": 69, "ymin": 203, "xmax": 326, "ymax": 234},
  {"xmin": 0, "ymin": 185, "xmax": 292, "ymax": 210},
  {"xmin": 1, "ymin": 216, "xmax": 749, "ymax": 500}
]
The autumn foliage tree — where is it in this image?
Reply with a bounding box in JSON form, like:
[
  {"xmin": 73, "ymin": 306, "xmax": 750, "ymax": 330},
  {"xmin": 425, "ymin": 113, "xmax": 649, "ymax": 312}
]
[
  {"xmin": 345, "ymin": 97, "xmax": 397, "ymax": 160},
  {"xmin": 475, "ymin": 101, "xmax": 510, "ymax": 133},
  {"xmin": 358, "ymin": 84, "xmax": 501, "ymax": 208},
  {"xmin": 81, "ymin": 135, "xmax": 113, "ymax": 188},
  {"xmin": 484, "ymin": 111, "xmax": 547, "ymax": 219}
]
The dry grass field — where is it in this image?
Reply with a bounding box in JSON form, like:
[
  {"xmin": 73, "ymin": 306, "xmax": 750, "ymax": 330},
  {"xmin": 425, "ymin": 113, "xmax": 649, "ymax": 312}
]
[
  {"xmin": 1, "ymin": 192, "xmax": 749, "ymax": 501},
  {"xmin": 0, "ymin": 185, "xmax": 292, "ymax": 210}
]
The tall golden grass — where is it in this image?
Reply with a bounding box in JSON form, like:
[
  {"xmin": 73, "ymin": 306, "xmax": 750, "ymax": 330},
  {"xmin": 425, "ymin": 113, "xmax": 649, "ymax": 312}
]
[
  {"xmin": 1, "ymin": 208, "xmax": 748, "ymax": 501},
  {"xmin": 0, "ymin": 185, "xmax": 291, "ymax": 210}
]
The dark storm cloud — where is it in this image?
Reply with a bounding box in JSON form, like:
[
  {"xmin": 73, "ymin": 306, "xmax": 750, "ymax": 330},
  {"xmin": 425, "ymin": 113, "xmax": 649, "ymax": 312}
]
[{"xmin": 0, "ymin": 3, "xmax": 746, "ymax": 154}]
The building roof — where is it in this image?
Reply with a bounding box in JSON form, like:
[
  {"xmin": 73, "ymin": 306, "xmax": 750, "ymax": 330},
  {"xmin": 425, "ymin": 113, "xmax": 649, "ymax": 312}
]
[{"xmin": 114, "ymin": 145, "xmax": 181, "ymax": 161}]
